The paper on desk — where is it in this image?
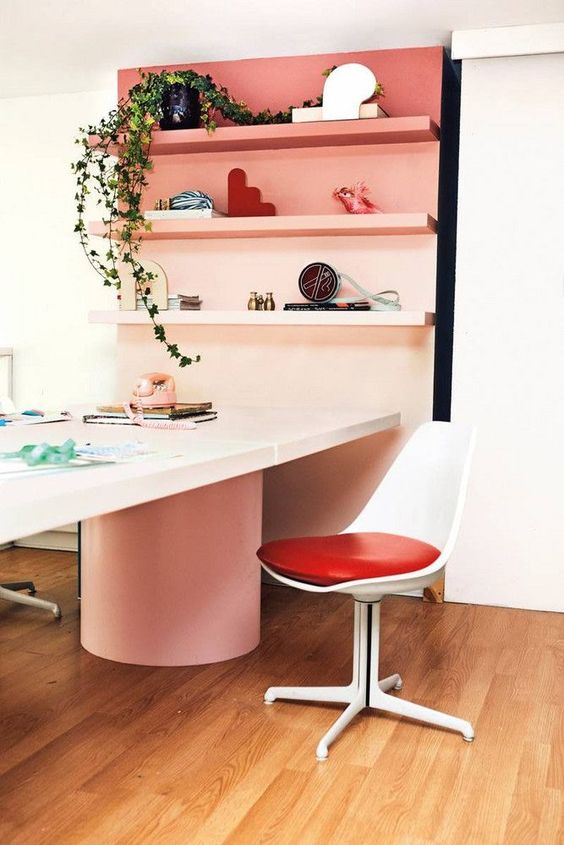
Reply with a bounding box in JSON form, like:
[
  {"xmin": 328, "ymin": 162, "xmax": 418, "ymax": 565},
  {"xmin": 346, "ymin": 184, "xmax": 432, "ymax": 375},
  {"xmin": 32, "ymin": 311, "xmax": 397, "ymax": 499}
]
[
  {"xmin": 0, "ymin": 451, "xmax": 182, "ymax": 477},
  {"xmin": 1, "ymin": 414, "xmax": 71, "ymax": 426}
]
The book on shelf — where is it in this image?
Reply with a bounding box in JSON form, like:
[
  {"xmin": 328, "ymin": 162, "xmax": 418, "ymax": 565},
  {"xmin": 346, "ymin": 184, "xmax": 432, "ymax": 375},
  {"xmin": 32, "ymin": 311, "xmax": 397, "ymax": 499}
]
[
  {"xmin": 121, "ymin": 294, "xmax": 202, "ymax": 311},
  {"xmin": 144, "ymin": 209, "xmax": 226, "ymax": 220},
  {"xmin": 284, "ymin": 301, "xmax": 372, "ymax": 311},
  {"xmin": 96, "ymin": 402, "xmax": 212, "ymax": 418},
  {"xmin": 135, "ymin": 295, "xmax": 201, "ymax": 302}
]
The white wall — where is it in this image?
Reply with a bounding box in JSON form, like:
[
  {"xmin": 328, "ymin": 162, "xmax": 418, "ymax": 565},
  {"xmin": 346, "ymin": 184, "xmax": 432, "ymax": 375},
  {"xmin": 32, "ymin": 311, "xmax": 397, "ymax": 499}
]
[
  {"xmin": 0, "ymin": 89, "xmax": 117, "ymax": 410},
  {"xmin": 447, "ymin": 51, "xmax": 564, "ymax": 611}
]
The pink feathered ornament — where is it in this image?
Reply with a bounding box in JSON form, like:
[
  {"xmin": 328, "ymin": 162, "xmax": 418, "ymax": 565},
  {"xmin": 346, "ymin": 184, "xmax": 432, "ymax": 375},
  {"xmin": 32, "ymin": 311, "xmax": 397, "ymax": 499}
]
[{"xmin": 333, "ymin": 181, "xmax": 383, "ymax": 214}]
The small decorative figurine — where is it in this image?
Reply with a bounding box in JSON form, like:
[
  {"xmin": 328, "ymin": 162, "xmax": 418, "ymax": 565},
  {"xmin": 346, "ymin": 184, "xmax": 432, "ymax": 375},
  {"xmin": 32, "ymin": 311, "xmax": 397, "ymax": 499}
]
[
  {"xmin": 333, "ymin": 181, "xmax": 383, "ymax": 214},
  {"xmin": 248, "ymin": 292, "xmax": 258, "ymax": 310},
  {"xmin": 264, "ymin": 292, "xmax": 276, "ymax": 311},
  {"xmin": 256, "ymin": 294, "xmax": 265, "ymax": 310},
  {"xmin": 228, "ymin": 168, "xmax": 276, "ymax": 217}
]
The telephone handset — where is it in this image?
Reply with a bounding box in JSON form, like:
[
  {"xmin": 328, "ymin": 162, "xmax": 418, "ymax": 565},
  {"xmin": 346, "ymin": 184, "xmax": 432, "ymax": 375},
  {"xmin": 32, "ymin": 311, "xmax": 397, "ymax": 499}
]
[{"xmin": 131, "ymin": 373, "xmax": 177, "ymax": 408}]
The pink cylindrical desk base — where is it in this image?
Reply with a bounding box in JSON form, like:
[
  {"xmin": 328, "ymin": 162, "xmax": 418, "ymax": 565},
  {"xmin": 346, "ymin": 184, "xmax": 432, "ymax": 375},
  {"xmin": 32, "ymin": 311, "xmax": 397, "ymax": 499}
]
[{"xmin": 81, "ymin": 472, "xmax": 263, "ymax": 666}]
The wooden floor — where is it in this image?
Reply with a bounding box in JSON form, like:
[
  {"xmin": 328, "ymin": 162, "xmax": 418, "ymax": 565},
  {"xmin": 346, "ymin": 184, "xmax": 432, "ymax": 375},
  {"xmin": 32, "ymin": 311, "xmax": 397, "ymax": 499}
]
[{"xmin": 0, "ymin": 548, "xmax": 562, "ymax": 845}]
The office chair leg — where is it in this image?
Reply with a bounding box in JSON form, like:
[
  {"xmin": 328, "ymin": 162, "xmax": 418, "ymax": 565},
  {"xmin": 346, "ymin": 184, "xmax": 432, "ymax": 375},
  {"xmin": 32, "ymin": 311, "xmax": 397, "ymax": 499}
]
[
  {"xmin": 0, "ymin": 585, "xmax": 61, "ymax": 618},
  {"xmin": 264, "ymin": 601, "xmax": 365, "ymax": 707},
  {"xmin": 1, "ymin": 580, "xmax": 36, "ymax": 594},
  {"xmin": 265, "ymin": 685, "xmax": 355, "ymax": 705},
  {"xmin": 264, "ymin": 600, "xmax": 474, "ymax": 759},
  {"xmin": 378, "ymin": 673, "xmax": 403, "ymax": 692},
  {"xmin": 316, "ymin": 695, "xmax": 365, "ymax": 760},
  {"xmin": 369, "ymin": 687, "xmax": 474, "ymax": 741},
  {"xmin": 367, "ymin": 601, "xmax": 474, "ymax": 741}
]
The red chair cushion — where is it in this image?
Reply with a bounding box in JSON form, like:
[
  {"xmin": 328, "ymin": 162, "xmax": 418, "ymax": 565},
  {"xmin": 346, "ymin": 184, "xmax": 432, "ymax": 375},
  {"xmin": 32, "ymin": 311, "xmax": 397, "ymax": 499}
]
[{"xmin": 257, "ymin": 532, "xmax": 441, "ymax": 587}]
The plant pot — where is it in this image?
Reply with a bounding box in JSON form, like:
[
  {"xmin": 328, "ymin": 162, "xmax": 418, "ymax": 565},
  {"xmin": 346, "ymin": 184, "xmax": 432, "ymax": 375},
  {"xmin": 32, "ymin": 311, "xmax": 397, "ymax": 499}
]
[{"xmin": 160, "ymin": 83, "xmax": 200, "ymax": 130}]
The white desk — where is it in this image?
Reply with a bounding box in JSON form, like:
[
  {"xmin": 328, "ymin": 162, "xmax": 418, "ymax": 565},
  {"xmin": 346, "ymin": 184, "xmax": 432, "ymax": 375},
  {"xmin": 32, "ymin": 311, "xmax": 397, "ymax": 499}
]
[{"xmin": 0, "ymin": 406, "xmax": 400, "ymax": 665}]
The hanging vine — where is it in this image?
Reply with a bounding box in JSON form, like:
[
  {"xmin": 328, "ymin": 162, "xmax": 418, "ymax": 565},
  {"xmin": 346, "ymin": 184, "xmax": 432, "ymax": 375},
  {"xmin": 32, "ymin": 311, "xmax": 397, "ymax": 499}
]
[{"xmin": 72, "ymin": 68, "xmax": 382, "ymax": 367}]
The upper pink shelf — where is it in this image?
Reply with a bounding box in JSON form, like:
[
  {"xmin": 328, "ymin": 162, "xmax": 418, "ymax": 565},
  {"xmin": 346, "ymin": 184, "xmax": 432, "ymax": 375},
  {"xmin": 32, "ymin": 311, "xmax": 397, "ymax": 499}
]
[
  {"xmin": 89, "ymin": 213, "xmax": 437, "ymax": 240},
  {"xmin": 93, "ymin": 116, "xmax": 439, "ymax": 157}
]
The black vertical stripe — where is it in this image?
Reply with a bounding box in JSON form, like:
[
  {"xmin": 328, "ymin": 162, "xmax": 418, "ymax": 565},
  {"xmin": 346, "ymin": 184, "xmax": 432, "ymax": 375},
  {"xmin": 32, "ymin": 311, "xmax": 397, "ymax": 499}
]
[{"xmin": 433, "ymin": 51, "xmax": 462, "ymax": 422}]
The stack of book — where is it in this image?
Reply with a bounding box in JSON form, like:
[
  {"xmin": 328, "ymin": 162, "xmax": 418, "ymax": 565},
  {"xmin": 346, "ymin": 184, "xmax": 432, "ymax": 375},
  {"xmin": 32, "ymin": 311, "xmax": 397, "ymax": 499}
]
[
  {"xmin": 284, "ymin": 301, "xmax": 372, "ymax": 311},
  {"xmin": 83, "ymin": 402, "xmax": 217, "ymax": 426},
  {"xmin": 122, "ymin": 294, "xmax": 202, "ymax": 311}
]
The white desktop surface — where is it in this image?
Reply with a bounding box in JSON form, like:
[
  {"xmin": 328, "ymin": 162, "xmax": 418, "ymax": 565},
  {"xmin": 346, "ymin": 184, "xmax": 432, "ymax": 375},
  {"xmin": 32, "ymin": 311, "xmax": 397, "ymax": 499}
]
[
  {"xmin": 187, "ymin": 405, "xmax": 400, "ymax": 463},
  {"xmin": 0, "ymin": 406, "xmax": 400, "ymax": 545}
]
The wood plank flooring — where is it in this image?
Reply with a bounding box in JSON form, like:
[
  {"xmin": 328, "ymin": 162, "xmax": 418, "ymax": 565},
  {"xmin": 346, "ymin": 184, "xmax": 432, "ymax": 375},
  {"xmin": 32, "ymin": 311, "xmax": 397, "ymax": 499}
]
[{"xmin": 0, "ymin": 547, "xmax": 562, "ymax": 844}]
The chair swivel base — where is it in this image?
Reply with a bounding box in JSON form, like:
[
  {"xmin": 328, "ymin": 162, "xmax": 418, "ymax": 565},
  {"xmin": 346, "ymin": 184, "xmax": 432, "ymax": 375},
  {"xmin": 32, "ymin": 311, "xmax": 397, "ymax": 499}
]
[
  {"xmin": 0, "ymin": 583, "xmax": 61, "ymax": 618},
  {"xmin": 264, "ymin": 601, "xmax": 474, "ymax": 760}
]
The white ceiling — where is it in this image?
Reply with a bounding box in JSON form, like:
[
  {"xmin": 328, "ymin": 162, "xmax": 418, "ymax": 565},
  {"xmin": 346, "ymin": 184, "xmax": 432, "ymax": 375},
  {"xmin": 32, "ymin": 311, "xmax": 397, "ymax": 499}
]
[{"xmin": 1, "ymin": 0, "xmax": 562, "ymax": 98}]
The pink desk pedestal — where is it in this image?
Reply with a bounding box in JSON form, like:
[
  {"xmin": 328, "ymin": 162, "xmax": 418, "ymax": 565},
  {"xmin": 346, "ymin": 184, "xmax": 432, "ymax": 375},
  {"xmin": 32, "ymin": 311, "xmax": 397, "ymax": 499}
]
[{"xmin": 81, "ymin": 471, "xmax": 263, "ymax": 666}]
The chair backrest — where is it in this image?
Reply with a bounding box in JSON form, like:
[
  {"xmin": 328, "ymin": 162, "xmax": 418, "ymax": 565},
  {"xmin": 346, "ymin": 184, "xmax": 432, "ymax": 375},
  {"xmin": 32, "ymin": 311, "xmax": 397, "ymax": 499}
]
[{"xmin": 344, "ymin": 422, "xmax": 476, "ymax": 555}]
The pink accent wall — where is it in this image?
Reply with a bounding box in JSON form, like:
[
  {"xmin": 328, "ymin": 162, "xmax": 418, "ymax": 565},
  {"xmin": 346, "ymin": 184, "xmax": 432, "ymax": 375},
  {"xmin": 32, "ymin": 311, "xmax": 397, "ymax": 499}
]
[
  {"xmin": 119, "ymin": 47, "xmax": 443, "ymax": 124},
  {"xmin": 113, "ymin": 48, "xmax": 445, "ymax": 544}
]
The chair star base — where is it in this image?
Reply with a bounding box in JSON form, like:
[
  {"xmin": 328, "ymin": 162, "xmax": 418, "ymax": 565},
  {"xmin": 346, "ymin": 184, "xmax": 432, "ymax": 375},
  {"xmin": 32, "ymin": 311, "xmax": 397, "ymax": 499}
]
[
  {"xmin": 264, "ymin": 600, "xmax": 474, "ymax": 760},
  {"xmin": 0, "ymin": 582, "xmax": 61, "ymax": 617}
]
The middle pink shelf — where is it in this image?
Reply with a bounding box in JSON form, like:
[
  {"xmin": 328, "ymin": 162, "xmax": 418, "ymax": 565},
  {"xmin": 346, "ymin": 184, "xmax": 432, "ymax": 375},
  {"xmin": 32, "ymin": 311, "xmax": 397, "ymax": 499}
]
[{"xmin": 88, "ymin": 212, "xmax": 437, "ymax": 241}]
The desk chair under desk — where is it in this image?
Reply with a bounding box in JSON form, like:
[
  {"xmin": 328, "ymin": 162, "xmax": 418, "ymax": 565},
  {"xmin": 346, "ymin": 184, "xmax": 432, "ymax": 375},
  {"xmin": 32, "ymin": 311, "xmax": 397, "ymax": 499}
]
[
  {"xmin": 0, "ymin": 580, "xmax": 61, "ymax": 617},
  {"xmin": 0, "ymin": 347, "xmax": 61, "ymax": 618}
]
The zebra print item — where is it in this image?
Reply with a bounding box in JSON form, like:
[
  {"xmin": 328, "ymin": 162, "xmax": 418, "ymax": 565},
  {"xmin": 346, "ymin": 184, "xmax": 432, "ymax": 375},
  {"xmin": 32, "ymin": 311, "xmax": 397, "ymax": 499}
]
[{"xmin": 170, "ymin": 190, "xmax": 213, "ymax": 211}]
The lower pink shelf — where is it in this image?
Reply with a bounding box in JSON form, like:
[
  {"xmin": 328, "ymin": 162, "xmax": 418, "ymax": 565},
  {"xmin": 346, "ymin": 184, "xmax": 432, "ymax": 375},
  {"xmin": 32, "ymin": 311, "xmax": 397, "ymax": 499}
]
[
  {"xmin": 88, "ymin": 310, "xmax": 435, "ymax": 327},
  {"xmin": 89, "ymin": 213, "xmax": 437, "ymax": 240}
]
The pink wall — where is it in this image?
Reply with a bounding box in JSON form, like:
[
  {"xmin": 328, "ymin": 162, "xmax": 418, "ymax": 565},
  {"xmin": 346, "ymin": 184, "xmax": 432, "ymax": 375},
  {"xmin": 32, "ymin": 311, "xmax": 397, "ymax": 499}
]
[
  {"xmin": 114, "ymin": 48, "xmax": 444, "ymax": 543},
  {"xmin": 119, "ymin": 48, "xmax": 443, "ymax": 124}
]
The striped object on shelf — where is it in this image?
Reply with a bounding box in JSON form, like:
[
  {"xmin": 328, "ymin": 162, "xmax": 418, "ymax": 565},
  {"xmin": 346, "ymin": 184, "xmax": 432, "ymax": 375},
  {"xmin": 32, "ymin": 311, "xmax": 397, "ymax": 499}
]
[{"xmin": 170, "ymin": 190, "xmax": 213, "ymax": 210}]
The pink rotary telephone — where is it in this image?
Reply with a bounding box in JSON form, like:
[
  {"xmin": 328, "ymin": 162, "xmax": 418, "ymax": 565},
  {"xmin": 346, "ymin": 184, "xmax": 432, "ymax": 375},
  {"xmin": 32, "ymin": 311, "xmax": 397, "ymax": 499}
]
[{"xmin": 131, "ymin": 373, "xmax": 177, "ymax": 408}]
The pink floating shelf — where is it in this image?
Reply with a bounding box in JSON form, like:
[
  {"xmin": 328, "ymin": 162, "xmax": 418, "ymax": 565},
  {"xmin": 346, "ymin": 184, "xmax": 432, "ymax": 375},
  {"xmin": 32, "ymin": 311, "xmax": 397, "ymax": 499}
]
[
  {"xmin": 89, "ymin": 213, "xmax": 437, "ymax": 241},
  {"xmin": 89, "ymin": 310, "xmax": 435, "ymax": 327},
  {"xmin": 90, "ymin": 116, "xmax": 439, "ymax": 156}
]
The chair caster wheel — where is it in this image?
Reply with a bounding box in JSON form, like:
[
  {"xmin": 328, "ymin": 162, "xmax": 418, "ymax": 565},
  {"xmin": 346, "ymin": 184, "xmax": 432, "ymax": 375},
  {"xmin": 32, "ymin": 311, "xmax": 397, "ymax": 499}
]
[
  {"xmin": 463, "ymin": 735, "xmax": 474, "ymax": 742},
  {"xmin": 264, "ymin": 699, "xmax": 274, "ymax": 705},
  {"xmin": 394, "ymin": 679, "xmax": 403, "ymax": 691}
]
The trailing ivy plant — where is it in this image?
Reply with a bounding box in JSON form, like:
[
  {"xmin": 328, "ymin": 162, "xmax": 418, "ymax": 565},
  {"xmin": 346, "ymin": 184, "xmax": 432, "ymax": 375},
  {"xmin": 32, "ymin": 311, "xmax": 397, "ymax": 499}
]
[{"xmin": 73, "ymin": 68, "xmax": 383, "ymax": 367}]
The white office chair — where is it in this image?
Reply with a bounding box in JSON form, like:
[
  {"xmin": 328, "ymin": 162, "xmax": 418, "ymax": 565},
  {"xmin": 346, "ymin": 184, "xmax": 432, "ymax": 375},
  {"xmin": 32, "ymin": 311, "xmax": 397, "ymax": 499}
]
[{"xmin": 257, "ymin": 422, "xmax": 476, "ymax": 760}]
